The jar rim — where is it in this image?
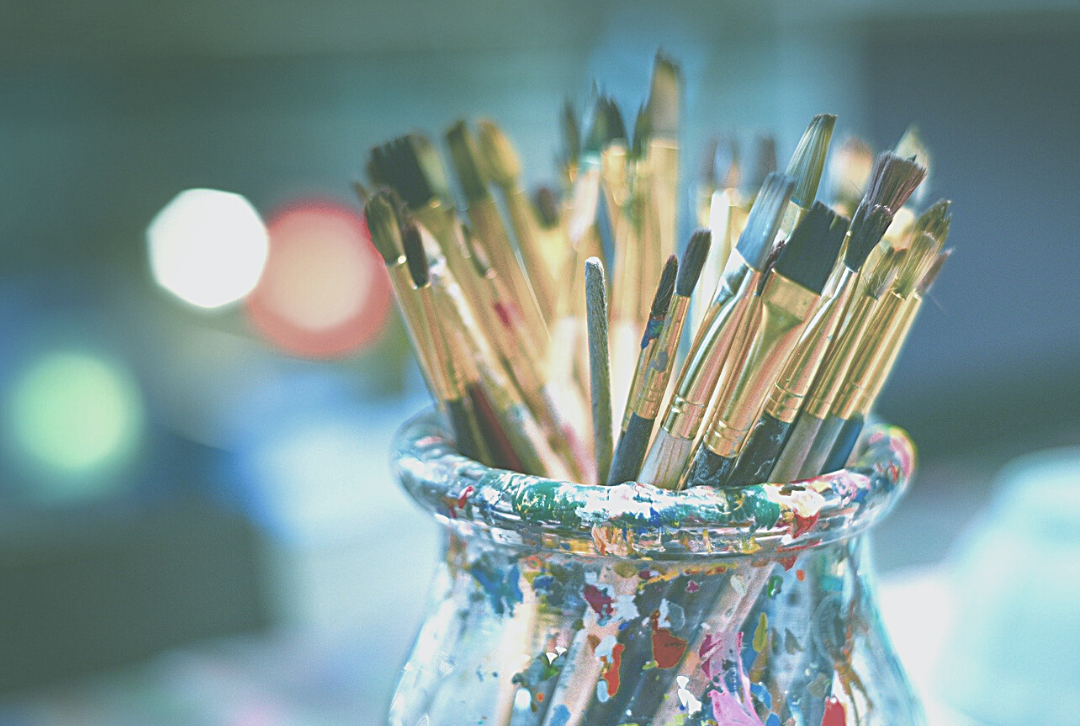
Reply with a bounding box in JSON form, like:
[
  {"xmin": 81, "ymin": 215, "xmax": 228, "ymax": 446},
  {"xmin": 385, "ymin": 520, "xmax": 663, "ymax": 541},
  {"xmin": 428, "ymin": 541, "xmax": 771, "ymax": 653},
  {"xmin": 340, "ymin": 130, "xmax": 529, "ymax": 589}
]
[{"xmin": 392, "ymin": 409, "xmax": 916, "ymax": 560}]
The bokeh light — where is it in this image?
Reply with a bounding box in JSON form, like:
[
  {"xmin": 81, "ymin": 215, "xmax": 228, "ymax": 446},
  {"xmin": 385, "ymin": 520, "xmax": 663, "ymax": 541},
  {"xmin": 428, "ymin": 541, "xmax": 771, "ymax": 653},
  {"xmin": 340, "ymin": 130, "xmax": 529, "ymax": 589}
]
[
  {"xmin": 5, "ymin": 351, "xmax": 144, "ymax": 501},
  {"xmin": 246, "ymin": 199, "xmax": 392, "ymax": 358},
  {"xmin": 147, "ymin": 188, "xmax": 269, "ymax": 309}
]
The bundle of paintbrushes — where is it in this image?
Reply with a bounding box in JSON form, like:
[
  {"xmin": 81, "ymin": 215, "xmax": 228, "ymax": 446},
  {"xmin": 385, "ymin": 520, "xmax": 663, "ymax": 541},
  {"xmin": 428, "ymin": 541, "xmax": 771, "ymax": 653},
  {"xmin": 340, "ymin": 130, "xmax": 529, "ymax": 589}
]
[{"xmin": 363, "ymin": 51, "xmax": 951, "ymax": 725}]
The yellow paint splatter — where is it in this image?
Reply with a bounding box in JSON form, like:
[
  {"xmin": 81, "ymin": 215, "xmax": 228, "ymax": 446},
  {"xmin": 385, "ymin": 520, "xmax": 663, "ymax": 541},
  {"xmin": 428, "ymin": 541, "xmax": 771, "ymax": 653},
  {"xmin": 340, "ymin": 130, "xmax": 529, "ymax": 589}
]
[{"xmin": 753, "ymin": 612, "xmax": 769, "ymax": 652}]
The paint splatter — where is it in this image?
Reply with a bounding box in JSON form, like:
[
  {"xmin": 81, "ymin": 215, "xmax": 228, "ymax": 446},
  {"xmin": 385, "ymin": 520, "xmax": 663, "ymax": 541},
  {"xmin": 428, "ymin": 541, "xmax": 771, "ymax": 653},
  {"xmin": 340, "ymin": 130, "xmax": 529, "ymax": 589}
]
[
  {"xmin": 791, "ymin": 510, "xmax": 820, "ymax": 537},
  {"xmin": 686, "ymin": 579, "xmax": 700, "ymax": 593},
  {"xmin": 753, "ymin": 613, "xmax": 769, "ymax": 653},
  {"xmin": 822, "ymin": 697, "xmax": 846, "ymax": 726},
  {"xmin": 583, "ymin": 583, "xmax": 615, "ymax": 622},
  {"xmin": 651, "ymin": 623, "xmax": 688, "ymax": 668},
  {"xmin": 766, "ymin": 575, "xmax": 783, "ymax": 598},
  {"xmin": 455, "ymin": 485, "xmax": 474, "ymax": 510},
  {"xmin": 548, "ymin": 704, "xmax": 571, "ymax": 726},
  {"xmin": 796, "ymin": 569, "xmax": 806, "ymax": 582},
  {"xmin": 593, "ymin": 635, "xmax": 625, "ymax": 701},
  {"xmin": 708, "ymin": 689, "xmax": 767, "ymax": 726},
  {"xmin": 469, "ymin": 560, "xmax": 523, "ymax": 615}
]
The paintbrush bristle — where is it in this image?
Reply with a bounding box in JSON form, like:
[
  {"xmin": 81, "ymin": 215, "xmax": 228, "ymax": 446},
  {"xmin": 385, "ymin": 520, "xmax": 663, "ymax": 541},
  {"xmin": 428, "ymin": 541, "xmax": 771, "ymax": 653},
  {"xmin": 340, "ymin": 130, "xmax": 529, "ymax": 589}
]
[
  {"xmin": 894, "ymin": 232, "xmax": 937, "ymax": 297},
  {"xmin": 368, "ymin": 135, "xmax": 443, "ymax": 211},
  {"xmin": 445, "ymin": 121, "xmax": 489, "ymax": 202},
  {"xmin": 786, "ymin": 114, "xmax": 836, "ymax": 208},
  {"xmin": 602, "ymin": 98, "xmax": 628, "ymax": 146},
  {"xmin": 773, "ymin": 202, "xmax": 848, "ymax": 294},
  {"xmin": 409, "ymin": 134, "xmax": 454, "ymax": 202},
  {"xmin": 584, "ymin": 96, "xmax": 612, "ymax": 156},
  {"xmin": 534, "ymin": 187, "xmax": 560, "ymax": 229},
  {"xmin": 845, "ymin": 204, "xmax": 893, "ymax": 272},
  {"xmin": 866, "ymin": 247, "xmax": 904, "ymax": 299},
  {"xmin": 734, "ymin": 172, "xmax": 795, "ymax": 270},
  {"xmin": 918, "ymin": 249, "xmax": 952, "ymax": 295},
  {"xmin": 476, "ymin": 119, "xmax": 521, "ymax": 189},
  {"xmin": 645, "ymin": 51, "xmax": 680, "ymax": 138},
  {"xmin": 631, "ymin": 103, "xmax": 651, "ymax": 158},
  {"xmin": 676, "ymin": 230, "xmax": 712, "ymax": 297},
  {"xmin": 863, "ymin": 152, "xmax": 927, "ymax": 216},
  {"xmin": 652, "ymin": 255, "xmax": 679, "ymax": 318},
  {"xmin": 910, "ymin": 198, "xmax": 952, "ymax": 248},
  {"xmin": 401, "ymin": 221, "xmax": 429, "ymax": 288},
  {"xmin": 561, "ymin": 99, "xmax": 580, "ymax": 163},
  {"xmin": 364, "ymin": 191, "xmax": 406, "ymax": 264}
]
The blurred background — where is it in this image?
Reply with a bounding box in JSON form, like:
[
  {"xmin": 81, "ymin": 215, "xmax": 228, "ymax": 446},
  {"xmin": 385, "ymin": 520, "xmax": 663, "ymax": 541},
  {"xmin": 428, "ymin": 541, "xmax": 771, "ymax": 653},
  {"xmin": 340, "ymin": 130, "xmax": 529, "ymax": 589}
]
[{"xmin": 1, "ymin": 1, "xmax": 1078, "ymax": 724}]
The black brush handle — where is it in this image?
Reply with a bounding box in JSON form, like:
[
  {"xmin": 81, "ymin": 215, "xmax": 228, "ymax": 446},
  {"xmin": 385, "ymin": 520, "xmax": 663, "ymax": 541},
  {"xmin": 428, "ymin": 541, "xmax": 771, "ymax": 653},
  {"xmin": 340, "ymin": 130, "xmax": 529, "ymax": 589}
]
[
  {"xmin": 685, "ymin": 445, "xmax": 737, "ymax": 489},
  {"xmin": 727, "ymin": 412, "xmax": 795, "ymax": 488},
  {"xmin": 607, "ymin": 413, "xmax": 655, "ymax": 485},
  {"xmin": 822, "ymin": 414, "xmax": 864, "ymax": 473}
]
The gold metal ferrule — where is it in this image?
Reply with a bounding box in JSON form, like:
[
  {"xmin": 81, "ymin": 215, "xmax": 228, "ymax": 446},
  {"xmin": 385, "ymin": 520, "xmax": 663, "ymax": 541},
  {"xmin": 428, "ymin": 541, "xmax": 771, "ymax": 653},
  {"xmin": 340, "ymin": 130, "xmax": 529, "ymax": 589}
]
[
  {"xmin": 802, "ymin": 289, "xmax": 885, "ymax": 420},
  {"xmin": 702, "ymin": 272, "xmax": 819, "ymax": 458},
  {"xmin": 634, "ymin": 295, "xmax": 692, "ymax": 420},
  {"xmin": 859, "ymin": 294, "xmax": 921, "ymax": 415},
  {"xmin": 662, "ymin": 254, "xmax": 758, "ymax": 440},
  {"xmin": 764, "ymin": 267, "xmax": 857, "ymax": 423}
]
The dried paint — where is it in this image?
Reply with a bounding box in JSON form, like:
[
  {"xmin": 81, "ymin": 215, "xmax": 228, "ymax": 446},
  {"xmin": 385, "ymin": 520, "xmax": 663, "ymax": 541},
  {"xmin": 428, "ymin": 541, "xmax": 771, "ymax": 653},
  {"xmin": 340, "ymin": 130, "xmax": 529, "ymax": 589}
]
[
  {"xmin": 650, "ymin": 620, "xmax": 689, "ymax": 668},
  {"xmin": 753, "ymin": 613, "xmax": 769, "ymax": 653},
  {"xmin": 708, "ymin": 689, "xmax": 767, "ymax": 726},
  {"xmin": 822, "ymin": 697, "xmax": 846, "ymax": 726},
  {"xmin": 593, "ymin": 635, "xmax": 625, "ymax": 701},
  {"xmin": 469, "ymin": 560, "xmax": 523, "ymax": 615},
  {"xmin": 582, "ymin": 583, "xmax": 616, "ymax": 622},
  {"xmin": 686, "ymin": 579, "xmax": 700, "ymax": 593},
  {"xmin": 766, "ymin": 575, "xmax": 783, "ymax": 598},
  {"xmin": 548, "ymin": 704, "xmax": 571, "ymax": 726}
]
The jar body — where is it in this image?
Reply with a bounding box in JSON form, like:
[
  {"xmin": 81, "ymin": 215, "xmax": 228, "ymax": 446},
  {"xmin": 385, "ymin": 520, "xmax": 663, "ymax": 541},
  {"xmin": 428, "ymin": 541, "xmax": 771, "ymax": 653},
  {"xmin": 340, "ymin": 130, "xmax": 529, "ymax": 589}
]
[{"xmin": 389, "ymin": 411, "xmax": 923, "ymax": 726}]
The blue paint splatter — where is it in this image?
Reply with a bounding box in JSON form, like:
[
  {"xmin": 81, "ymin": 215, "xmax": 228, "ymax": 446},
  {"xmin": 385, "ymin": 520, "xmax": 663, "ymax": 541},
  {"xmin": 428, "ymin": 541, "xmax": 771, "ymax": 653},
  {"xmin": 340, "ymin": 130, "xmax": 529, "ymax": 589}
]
[
  {"xmin": 548, "ymin": 704, "xmax": 571, "ymax": 726},
  {"xmin": 470, "ymin": 561, "xmax": 523, "ymax": 615}
]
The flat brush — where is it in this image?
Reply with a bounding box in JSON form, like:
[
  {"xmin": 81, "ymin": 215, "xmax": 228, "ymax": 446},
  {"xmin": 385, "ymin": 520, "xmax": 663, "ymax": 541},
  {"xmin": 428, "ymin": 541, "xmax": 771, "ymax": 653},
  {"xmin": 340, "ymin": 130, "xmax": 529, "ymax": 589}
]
[
  {"xmin": 608, "ymin": 230, "xmax": 709, "ymax": 484},
  {"xmin": 477, "ymin": 119, "xmax": 559, "ymax": 324},
  {"xmin": 585, "ymin": 257, "xmax": 613, "ymax": 485},
  {"xmin": 777, "ymin": 114, "xmax": 836, "ymax": 239},
  {"xmin": 638, "ymin": 173, "xmax": 794, "ymax": 490},
  {"xmin": 446, "ymin": 120, "xmax": 551, "ymax": 356},
  {"xmin": 726, "ymin": 205, "xmax": 881, "ymax": 488},
  {"xmin": 399, "ymin": 221, "xmax": 487, "ymax": 463},
  {"xmin": 682, "ymin": 203, "xmax": 847, "ymax": 490},
  {"xmin": 643, "ymin": 52, "xmax": 682, "ymax": 266}
]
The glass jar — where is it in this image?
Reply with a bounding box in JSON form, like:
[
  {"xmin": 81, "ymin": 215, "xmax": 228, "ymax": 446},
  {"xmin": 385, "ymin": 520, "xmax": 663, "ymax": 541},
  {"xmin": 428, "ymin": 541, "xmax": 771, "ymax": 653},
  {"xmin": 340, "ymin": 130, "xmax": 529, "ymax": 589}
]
[{"xmin": 388, "ymin": 410, "xmax": 922, "ymax": 726}]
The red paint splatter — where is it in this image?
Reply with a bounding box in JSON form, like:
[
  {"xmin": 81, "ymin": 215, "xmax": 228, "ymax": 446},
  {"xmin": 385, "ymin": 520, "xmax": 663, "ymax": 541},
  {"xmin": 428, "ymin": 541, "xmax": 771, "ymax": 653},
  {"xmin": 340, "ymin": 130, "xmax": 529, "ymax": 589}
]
[
  {"xmin": 649, "ymin": 611, "xmax": 688, "ymax": 668},
  {"xmin": 492, "ymin": 302, "xmax": 522, "ymax": 329},
  {"xmin": 600, "ymin": 643, "xmax": 625, "ymax": 698},
  {"xmin": 536, "ymin": 693, "xmax": 544, "ymax": 702},
  {"xmin": 456, "ymin": 485, "xmax": 475, "ymax": 509},
  {"xmin": 779, "ymin": 555, "xmax": 798, "ymax": 571},
  {"xmin": 686, "ymin": 580, "xmax": 700, "ymax": 593},
  {"xmin": 792, "ymin": 511, "xmax": 820, "ymax": 537},
  {"xmin": 822, "ymin": 697, "xmax": 846, "ymax": 726},
  {"xmin": 583, "ymin": 584, "xmax": 615, "ymax": 620},
  {"xmin": 796, "ymin": 569, "xmax": 806, "ymax": 582}
]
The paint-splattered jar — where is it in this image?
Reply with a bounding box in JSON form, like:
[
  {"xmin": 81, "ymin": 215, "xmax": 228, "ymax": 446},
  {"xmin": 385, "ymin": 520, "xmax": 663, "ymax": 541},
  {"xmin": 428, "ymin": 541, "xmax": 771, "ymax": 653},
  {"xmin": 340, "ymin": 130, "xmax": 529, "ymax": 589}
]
[{"xmin": 389, "ymin": 411, "xmax": 923, "ymax": 726}]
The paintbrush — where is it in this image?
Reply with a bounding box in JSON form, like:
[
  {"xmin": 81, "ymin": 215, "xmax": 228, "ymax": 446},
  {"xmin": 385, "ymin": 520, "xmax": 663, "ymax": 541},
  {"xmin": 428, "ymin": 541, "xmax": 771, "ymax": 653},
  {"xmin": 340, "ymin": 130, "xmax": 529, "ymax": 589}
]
[
  {"xmin": 459, "ymin": 223, "xmax": 590, "ymax": 481},
  {"xmin": 559, "ymin": 99, "xmax": 581, "ymax": 190},
  {"xmin": 642, "ymin": 52, "xmax": 682, "ymax": 270},
  {"xmin": 895, "ymin": 123, "xmax": 932, "ymax": 206},
  {"xmin": 637, "ymin": 173, "xmax": 794, "ymax": 490},
  {"xmin": 446, "ymin": 120, "xmax": 551, "ymax": 357},
  {"xmin": 690, "ymin": 135, "xmax": 741, "ymax": 338},
  {"xmin": 532, "ymin": 186, "xmax": 571, "ymax": 284},
  {"xmin": 778, "ymin": 114, "xmax": 836, "ymax": 238},
  {"xmin": 585, "ymin": 257, "xmax": 613, "ymax": 485},
  {"xmin": 399, "ymin": 220, "xmax": 488, "ymax": 464},
  {"xmin": 477, "ymin": 119, "xmax": 559, "ymax": 325},
  {"xmin": 681, "ymin": 203, "xmax": 848, "ymax": 490},
  {"xmin": 725, "ymin": 205, "xmax": 880, "ymax": 488},
  {"xmin": 608, "ymin": 230, "xmax": 710, "ymax": 484},
  {"xmin": 820, "ymin": 204, "xmax": 951, "ymax": 471}
]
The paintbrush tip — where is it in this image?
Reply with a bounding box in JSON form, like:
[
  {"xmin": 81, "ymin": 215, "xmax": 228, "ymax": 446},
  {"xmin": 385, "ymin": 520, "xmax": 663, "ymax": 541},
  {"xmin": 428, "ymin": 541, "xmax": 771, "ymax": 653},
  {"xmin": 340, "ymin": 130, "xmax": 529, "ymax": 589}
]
[
  {"xmin": 845, "ymin": 205, "xmax": 893, "ymax": 272},
  {"xmin": 445, "ymin": 120, "xmax": 489, "ymax": 202},
  {"xmin": 735, "ymin": 172, "xmax": 795, "ymax": 270},
  {"xmin": 534, "ymin": 187, "xmax": 560, "ymax": 229},
  {"xmin": 602, "ymin": 97, "xmax": 628, "ymax": 146},
  {"xmin": 401, "ymin": 221, "xmax": 429, "ymax": 288},
  {"xmin": 911, "ymin": 198, "xmax": 952, "ymax": 248},
  {"xmin": 774, "ymin": 202, "xmax": 848, "ymax": 294},
  {"xmin": 865, "ymin": 151, "xmax": 927, "ymax": 216},
  {"xmin": 676, "ymin": 230, "xmax": 712, "ymax": 297},
  {"xmin": 364, "ymin": 190, "xmax": 405, "ymax": 264},
  {"xmin": 631, "ymin": 103, "xmax": 651, "ymax": 158},
  {"xmin": 476, "ymin": 119, "xmax": 521, "ymax": 188},
  {"xmin": 652, "ymin": 255, "xmax": 679, "ymax": 319},
  {"xmin": 645, "ymin": 52, "xmax": 681, "ymax": 138},
  {"xmin": 786, "ymin": 114, "xmax": 836, "ymax": 208}
]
